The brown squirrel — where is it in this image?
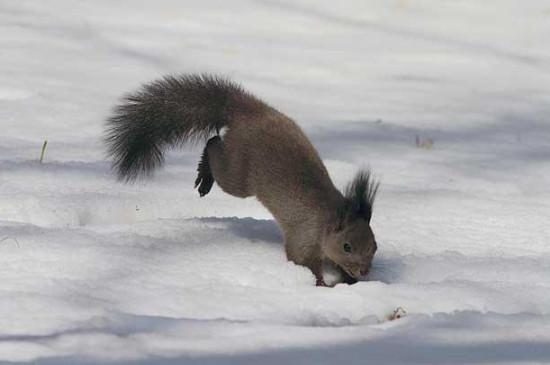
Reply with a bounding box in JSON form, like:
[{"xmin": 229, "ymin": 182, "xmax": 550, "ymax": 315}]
[{"xmin": 105, "ymin": 74, "xmax": 379, "ymax": 286}]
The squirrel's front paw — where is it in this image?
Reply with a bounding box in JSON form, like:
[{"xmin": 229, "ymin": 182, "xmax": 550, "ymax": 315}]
[{"xmin": 315, "ymin": 278, "xmax": 328, "ymax": 287}]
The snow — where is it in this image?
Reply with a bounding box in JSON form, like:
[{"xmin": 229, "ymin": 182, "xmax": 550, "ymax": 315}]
[{"xmin": 1, "ymin": 0, "xmax": 550, "ymax": 364}]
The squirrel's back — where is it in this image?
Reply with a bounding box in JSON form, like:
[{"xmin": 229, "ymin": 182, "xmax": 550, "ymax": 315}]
[{"xmin": 226, "ymin": 105, "xmax": 339, "ymax": 222}]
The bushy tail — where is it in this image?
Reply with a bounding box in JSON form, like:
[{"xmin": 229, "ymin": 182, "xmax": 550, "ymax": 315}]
[{"xmin": 104, "ymin": 74, "xmax": 261, "ymax": 181}]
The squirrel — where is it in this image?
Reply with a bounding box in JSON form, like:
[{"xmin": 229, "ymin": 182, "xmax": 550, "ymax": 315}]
[{"xmin": 104, "ymin": 74, "xmax": 379, "ymax": 287}]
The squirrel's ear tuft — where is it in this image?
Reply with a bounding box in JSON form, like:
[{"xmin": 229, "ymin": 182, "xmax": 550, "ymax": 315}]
[{"xmin": 343, "ymin": 169, "xmax": 380, "ymax": 222}]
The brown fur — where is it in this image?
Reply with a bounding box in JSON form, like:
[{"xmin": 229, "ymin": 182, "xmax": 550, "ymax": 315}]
[{"xmin": 105, "ymin": 74, "xmax": 379, "ymax": 286}]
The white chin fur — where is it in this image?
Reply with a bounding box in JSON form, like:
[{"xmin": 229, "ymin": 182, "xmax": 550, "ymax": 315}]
[{"xmin": 322, "ymin": 261, "xmax": 343, "ymax": 286}]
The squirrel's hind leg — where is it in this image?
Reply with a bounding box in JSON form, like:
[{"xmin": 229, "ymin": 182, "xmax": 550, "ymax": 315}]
[{"xmin": 206, "ymin": 135, "xmax": 251, "ymax": 198}]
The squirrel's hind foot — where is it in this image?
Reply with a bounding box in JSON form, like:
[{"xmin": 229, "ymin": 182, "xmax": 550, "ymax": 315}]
[
  {"xmin": 195, "ymin": 142, "xmax": 216, "ymax": 197},
  {"xmin": 195, "ymin": 172, "xmax": 214, "ymax": 197}
]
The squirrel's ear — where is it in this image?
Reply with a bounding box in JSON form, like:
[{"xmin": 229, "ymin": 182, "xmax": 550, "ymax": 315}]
[{"xmin": 344, "ymin": 169, "xmax": 379, "ymax": 223}]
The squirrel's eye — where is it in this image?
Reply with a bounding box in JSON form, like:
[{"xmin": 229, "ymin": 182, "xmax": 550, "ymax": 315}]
[{"xmin": 343, "ymin": 242, "xmax": 352, "ymax": 253}]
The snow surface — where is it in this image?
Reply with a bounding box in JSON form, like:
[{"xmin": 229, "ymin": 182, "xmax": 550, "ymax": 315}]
[{"xmin": 1, "ymin": 1, "xmax": 550, "ymax": 364}]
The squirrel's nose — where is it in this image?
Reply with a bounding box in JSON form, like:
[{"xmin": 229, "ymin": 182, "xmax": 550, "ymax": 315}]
[{"xmin": 360, "ymin": 268, "xmax": 369, "ymax": 276}]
